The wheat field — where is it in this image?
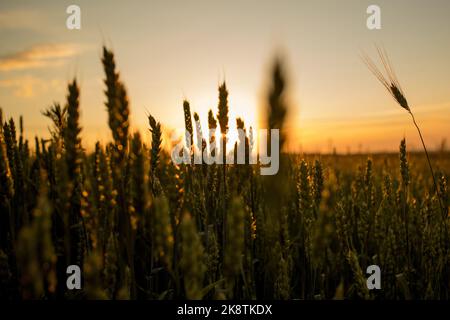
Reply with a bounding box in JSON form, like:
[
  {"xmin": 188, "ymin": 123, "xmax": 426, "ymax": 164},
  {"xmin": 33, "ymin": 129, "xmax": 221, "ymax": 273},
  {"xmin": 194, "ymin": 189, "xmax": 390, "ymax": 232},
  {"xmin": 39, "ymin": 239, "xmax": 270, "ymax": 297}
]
[{"xmin": 0, "ymin": 47, "xmax": 449, "ymax": 300}]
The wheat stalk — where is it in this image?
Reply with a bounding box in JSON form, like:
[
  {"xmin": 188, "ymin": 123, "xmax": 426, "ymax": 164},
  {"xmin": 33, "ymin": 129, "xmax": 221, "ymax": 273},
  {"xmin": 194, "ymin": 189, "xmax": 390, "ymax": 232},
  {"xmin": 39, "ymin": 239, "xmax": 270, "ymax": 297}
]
[{"xmin": 363, "ymin": 47, "xmax": 446, "ymax": 225}]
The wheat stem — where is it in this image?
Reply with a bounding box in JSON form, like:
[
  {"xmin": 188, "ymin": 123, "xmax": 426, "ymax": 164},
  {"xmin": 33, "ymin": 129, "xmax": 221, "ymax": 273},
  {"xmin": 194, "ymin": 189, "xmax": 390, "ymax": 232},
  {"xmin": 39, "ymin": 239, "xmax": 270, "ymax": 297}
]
[{"xmin": 409, "ymin": 111, "xmax": 447, "ymax": 226}]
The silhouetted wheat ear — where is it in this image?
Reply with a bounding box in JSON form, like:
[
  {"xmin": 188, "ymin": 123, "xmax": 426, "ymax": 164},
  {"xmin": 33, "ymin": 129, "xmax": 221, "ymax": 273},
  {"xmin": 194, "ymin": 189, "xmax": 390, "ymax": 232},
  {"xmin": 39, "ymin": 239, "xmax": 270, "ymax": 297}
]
[
  {"xmin": 183, "ymin": 100, "xmax": 193, "ymax": 149},
  {"xmin": 217, "ymin": 82, "xmax": 229, "ymax": 135},
  {"xmin": 102, "ymin": 47, "xmax": 130, "ymax": 157},
  {"xmin": 217, "ymin": 82, "xmax": 229, "ymax": 171},
  {"xmin": 42, "ymin": 103, "xmax": 67, "ymax": 145},
  {"xmin": 363, "ymin": 47, "xmax": 447, "ymax": 229},
  {"xmin": 207, "ymin": 109, "xmax": 217, "ymax": 156},
  {"xmin": 362, "ymin": 47, "xmax": 410, "ymax": 111},
  {"xmin": 148, "ymin": 114, "xmax": 162, "ymax": 172},
  {"xmin": 193, "ymin": 112, "xmax": 205, "ymax": 152},
  {"xmin": 208, "ymin": 109, "xmax": 217, "ymax": 130},
  {"xmin": 65, "ymin": 79, "xmax": 82, "ymax": 180},
  {"xmin": 236, "ymin": 118, "xmax": 244, "ymax": 131},
  {"xmin": 268, "ymin": 59, "xmax": 288, "ymax": 150},
  {"xmin": 236, "ymin": 117, "xmax": 246, "ymax": 148}
]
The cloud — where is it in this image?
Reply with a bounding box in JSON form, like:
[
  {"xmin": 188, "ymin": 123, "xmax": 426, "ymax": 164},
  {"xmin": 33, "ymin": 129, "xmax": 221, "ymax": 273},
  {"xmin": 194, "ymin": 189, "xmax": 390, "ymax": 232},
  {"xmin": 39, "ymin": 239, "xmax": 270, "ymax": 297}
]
[
  {"xmin": 0, "ymin": 43, "xmax": 81, "ymax": 71},
  {"xmin": 0, "ymin": 75, "xmax": 63, "ymax": 98}
]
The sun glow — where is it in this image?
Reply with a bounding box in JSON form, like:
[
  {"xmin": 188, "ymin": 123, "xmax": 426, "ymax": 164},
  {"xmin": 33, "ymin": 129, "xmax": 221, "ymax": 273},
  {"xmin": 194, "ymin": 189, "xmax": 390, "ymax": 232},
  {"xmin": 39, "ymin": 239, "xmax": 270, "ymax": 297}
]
[{"xmin": 177, "ymin": 90, "xmax": 259, "ymax": 152}]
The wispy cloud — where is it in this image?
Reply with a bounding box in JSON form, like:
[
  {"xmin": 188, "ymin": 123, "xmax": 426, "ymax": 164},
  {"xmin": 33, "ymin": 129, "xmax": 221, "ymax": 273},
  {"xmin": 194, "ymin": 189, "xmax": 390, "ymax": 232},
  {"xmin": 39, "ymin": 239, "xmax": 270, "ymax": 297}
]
[
  {"xmin": 0, "ymin": 43, "xmax": 82, "ymax": 71},
  {"xmin": 0, "ymin": 75, "xmax": 63, "ymax": 98}
]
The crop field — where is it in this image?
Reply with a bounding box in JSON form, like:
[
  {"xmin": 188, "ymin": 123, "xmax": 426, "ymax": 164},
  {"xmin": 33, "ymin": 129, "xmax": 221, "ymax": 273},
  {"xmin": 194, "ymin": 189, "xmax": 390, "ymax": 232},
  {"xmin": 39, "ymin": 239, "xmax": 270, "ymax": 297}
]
[{"xmin": 0, "ymin": 47, "xmax": 449, "ymax": 301}]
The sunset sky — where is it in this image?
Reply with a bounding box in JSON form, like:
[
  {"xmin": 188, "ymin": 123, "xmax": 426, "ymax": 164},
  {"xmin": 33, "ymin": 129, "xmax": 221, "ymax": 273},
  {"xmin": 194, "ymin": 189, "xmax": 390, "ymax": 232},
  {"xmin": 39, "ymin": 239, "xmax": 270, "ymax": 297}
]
[{"xmin": 1, "ymin": 0, "xmax": 449, "ymax": 153}]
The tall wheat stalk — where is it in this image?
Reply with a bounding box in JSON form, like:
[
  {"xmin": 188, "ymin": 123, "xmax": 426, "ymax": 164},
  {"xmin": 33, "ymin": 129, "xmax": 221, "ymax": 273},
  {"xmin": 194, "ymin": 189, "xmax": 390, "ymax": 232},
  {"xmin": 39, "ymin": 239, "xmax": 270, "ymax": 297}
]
[
  {"xmin": 217, "ymin": 82, "xmax": 229, "ymax": 255},
  {"xmin": 363, "ymin": 47, "xmax": 447, "ymax": 226}
]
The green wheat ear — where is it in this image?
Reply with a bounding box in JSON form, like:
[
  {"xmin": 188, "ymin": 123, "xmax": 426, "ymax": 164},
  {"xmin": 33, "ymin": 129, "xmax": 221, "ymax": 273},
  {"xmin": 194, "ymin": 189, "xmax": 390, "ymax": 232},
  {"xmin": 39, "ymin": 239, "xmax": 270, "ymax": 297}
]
[
  {"xmin": 223, "ymin": 197, "xmax": 244, "ymax": 296},
  {"xmin": 16, "ymin": 170, "xmax": 56, "ymax": 299},
  {"xmin": 179, "ymin": 213, "xmax": 206, "ymax": 299},
  {"xmin": 153, "ymin": 196, "xmax": 174, "ymax": 269},
  {"xmin": 400, "ymin": 138, "xmax": 409, "ymax": 187}
]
